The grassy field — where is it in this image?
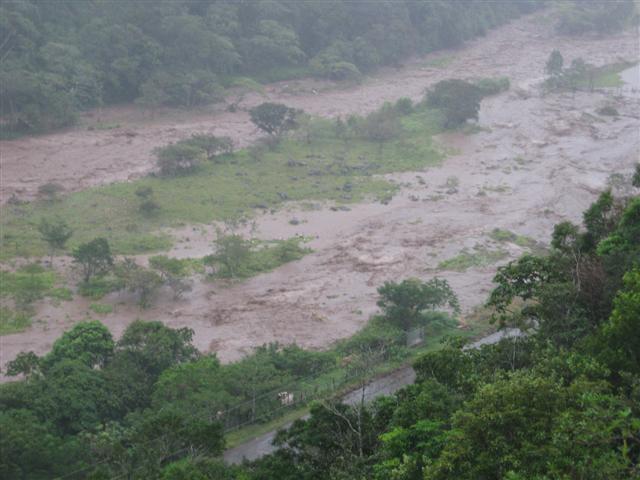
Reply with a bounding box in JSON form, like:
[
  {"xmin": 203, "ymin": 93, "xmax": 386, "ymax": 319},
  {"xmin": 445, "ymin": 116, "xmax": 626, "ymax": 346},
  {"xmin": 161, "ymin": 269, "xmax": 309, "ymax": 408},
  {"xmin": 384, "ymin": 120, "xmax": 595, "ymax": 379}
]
[{"xmin": 0, "ymin": 111, "xmax": 443, "ymax": 260}]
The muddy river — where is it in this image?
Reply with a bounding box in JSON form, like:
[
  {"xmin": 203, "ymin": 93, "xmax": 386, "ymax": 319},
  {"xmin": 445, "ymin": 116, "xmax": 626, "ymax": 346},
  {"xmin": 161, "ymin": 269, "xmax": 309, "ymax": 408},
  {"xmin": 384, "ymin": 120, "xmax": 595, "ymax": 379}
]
[{"xmin": 0, "ymin": 11, "xmax": 638, "ymax": 372}]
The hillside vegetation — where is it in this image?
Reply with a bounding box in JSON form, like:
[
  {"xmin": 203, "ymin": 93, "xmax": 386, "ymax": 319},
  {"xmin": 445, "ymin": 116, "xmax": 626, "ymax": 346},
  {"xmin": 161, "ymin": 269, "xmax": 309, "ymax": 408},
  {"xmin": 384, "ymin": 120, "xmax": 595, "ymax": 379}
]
[{"xmin": 0, "ymin": 0, "xmax": 543, "ymax": 135}]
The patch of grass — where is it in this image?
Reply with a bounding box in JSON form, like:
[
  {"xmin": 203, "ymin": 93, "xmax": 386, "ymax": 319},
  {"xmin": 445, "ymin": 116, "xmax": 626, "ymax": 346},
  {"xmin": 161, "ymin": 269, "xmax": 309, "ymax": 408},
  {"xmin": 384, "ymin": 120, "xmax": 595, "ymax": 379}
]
[
  {"xmin": 576, "ymin": 62, "xmax": 637, "ymax": 89},
  {"xmin": 489, "ymin": 228, "xmax": 537, "ymax": 248},
  {"xmin": 49, "ymin": 287, "xmax": 73, "ymax": 301},
  {"xmin": 89, "ymin": 303, "xmax": 114, "ymax": 315},
  {"xmin": 220, "ymin": 76, "xmax": 266, "ymax": 94},
  {"xmin": 1, "ymin": 111, "xmax": 443, "ymax": 260},
  {"xmin": 422, "ymin": 55, "xmax": 455, "ymax": 69},
  {"xmin": 0, "ymin": 307, "xmax": 31, "ymax": 335},
  {"xmin": 438, "ymin": 246, "xmax": 509, "ymax": 272}
]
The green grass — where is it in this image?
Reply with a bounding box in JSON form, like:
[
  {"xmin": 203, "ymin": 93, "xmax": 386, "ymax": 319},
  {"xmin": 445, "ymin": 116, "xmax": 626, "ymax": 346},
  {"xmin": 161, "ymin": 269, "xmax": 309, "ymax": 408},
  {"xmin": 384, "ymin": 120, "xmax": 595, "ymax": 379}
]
[
  {"xmin": 438, "ymin": 247, "xmax": 509, "ymax": 272},
  {"xmin": 1, "ymin": 112, "xmax": 443, "ymax": 260},
  {"xmin": 0, "ymin": 307, "xmax": 32, "ymax": 335},
  {"xmin": 575, "ymin": 62, "xmax": 637, "ymax": 89},
  {"xmin": 0, "ymin": 264, "xmax": 68, "ymax": 334},
  {"xmin": 89, "ymin": 303, "xmax": 114, "ymax": 315},
  {"xmin": 489, "ymin": 228, "xmax": 536, "ymax": 248},
  {"xmin": 422, "ymin": 55, "xmax": 455, "ymax": 69}
]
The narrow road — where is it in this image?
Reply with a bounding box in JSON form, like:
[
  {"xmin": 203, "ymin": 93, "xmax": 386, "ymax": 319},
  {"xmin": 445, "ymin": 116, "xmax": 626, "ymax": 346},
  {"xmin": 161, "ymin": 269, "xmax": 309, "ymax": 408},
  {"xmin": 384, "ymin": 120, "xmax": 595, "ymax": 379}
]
[{"xmin": 223, "ymin": 328, "xmax": 520, "ymax": 464}]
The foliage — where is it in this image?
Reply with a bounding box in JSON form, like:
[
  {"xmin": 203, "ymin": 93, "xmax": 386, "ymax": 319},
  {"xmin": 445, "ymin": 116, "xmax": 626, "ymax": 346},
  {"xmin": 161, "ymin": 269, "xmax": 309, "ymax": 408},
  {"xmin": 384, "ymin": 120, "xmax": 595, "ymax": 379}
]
[
  {"xmin": 377, "ymin": 278, "xmax": 460, "ymax": 330},
  {"xmin": 545, "ymin": 49, "xmax": 564, "ymax": 76},
  {"xmin": 205, "ymin": 236, "xmax": 311, "ymax": 279},
  {"xmin": 155, "ymin": 143, "xmax": 205, "ymax": 176},
  {"xmin": 72, "ymin": 237, "xmax": 114, "ymax": 283},
  {"xmin": 44, "ymin": 320, "xmax": 114, "ymax": 370},
  {"xmin": 114, "ymin": 258, "xmax": 164, "ymax": 308},
  {"xmin": 0, "ymin": 0, "xmax": 540, "ymax": 134},
  {"xmin": 473, "ymin": 76, "xmax": 510, "ymax": 96},
  {"xmin": 426, "ymin": 79, "xmax": 483, "ymax": 128},
  {"xmin": 249, "ymin": 102, "xmax": 301, "ymax": 137},
  {"xmin": 556, "ymin": 0, "xmax": 636, "ymax": 35},
  {"xmin": 437, "ymin": 246, "xmax": 508, "ymax": 271},
  {"xmin": 38, "ymin": 217, "xmax": 73, "ymax": 257}
]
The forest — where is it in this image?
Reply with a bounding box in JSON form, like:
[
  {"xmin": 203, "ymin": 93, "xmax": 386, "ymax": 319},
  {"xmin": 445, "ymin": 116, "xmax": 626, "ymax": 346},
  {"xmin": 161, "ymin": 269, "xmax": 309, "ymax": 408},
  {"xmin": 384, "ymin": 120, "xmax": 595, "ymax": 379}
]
[{"xmin": 0, "ymin": 0, "xmax": 546, "ymax": 134}]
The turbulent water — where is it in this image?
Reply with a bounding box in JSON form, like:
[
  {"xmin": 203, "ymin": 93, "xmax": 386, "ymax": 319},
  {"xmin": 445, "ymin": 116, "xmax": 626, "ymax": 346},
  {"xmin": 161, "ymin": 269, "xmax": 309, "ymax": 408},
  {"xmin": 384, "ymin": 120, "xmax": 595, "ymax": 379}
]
[{"xmin": 1, "ymin": 11, "xmax": 638, "ymax": 374}]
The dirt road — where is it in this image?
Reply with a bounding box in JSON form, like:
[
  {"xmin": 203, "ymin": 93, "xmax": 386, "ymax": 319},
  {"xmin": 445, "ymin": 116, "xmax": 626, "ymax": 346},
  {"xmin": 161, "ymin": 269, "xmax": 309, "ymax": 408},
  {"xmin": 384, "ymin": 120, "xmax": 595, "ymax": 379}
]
[{"xmin": 1, "ymin": 12, "xmax": 638, "ymax": 371}]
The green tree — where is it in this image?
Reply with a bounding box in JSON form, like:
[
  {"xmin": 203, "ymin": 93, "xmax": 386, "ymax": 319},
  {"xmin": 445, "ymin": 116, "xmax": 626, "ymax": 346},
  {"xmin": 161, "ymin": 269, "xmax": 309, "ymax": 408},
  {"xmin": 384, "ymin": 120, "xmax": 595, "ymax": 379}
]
[
  {"xmin": 426, "ymin": 79, "xmax": 483, "ymax": 128},
  {"xmin": 38, "ymin": 217, "xmax": 73, "ymax": 262},
  {"xmin": 155, "ymin": 143, "xmax": 204, "ymax": 176},
  {"xmin": 5, "ymin": 351, "xmax": 41, "ymax": 377},
  {"xmin": 116, "ymin": 320, "xmax": 198, "ymax": 380},
  {"xmin": 44, "ymin": 320, "xmax": 114, "ymax": 370},
  {"xmin": 72, "ymin": 238, "xmax": 114, "ymax": 283},
  {"xmin": 377, "ymin": 278, "xmax": 460, "ymax": 330},
  {"xmin": 114, "ymin": 258, "xmax": 163, "ymax": 308},
  {"xmin": 249, "ymin": 102, "xmax": 301, "ymax": 137},
  {"xmin": 205, "ymin": 234, "xmax": 251, "ymax": 278},
  {"xmin": 545, "ymin": 49, "xmax": 564, "ymax": 76}
]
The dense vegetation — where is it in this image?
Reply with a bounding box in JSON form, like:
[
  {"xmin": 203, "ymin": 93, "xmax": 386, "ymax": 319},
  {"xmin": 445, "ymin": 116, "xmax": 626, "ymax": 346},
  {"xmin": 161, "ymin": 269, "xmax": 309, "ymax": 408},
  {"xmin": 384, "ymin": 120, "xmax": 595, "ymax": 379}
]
[
  {"xmin": 1, "ymin": 186, "xmax": 638, "ymax": 479},
  {"xmin": 0, "ymin": 277, "xmax": 467, "ymax": 479},
  {"xmin": 0, "ymin": 0, "xmax": 542, "ymax": 134}
]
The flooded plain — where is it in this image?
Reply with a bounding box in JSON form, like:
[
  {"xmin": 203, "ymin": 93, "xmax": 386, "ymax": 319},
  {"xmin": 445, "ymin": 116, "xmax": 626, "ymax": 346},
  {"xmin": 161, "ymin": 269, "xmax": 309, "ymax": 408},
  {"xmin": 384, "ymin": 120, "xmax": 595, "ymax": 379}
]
[{"xmin": 1, "ymin": 11, "xmax": 638, "ymax": 370}]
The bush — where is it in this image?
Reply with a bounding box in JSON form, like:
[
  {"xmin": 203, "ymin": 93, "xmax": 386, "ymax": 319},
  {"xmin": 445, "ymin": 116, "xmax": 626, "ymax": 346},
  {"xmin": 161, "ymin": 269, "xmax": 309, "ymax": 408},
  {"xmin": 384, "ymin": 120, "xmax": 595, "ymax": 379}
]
[
  {"xmin": 78, "ymin": 277, "xmax": 121, "ymax": 300},
  {"xmin": 395, "ymin": 97, "xmax": 414, "ymax": 115},
  {"xmin": 155, "ymin": 143, "xmax": 204, "ymax": 176},
  {"xmin": 474, "ymin": 77, "xmax": 510, "ymax": 96},
  {"xmin": 597, "ymin": 105, "xmax": 619, "ymax": 116},
  {"xmin": 310, "ymin": 54, "xmax": 362, "ymax": 82}
]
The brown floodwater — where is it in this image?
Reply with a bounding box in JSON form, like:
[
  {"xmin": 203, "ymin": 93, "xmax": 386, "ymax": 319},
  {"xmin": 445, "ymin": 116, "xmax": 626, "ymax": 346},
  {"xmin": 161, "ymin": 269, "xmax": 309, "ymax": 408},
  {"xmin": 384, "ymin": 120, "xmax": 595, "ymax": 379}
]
[{"xmin": 1, "ymin": 11, "xmax": 638, "ymax": 375}]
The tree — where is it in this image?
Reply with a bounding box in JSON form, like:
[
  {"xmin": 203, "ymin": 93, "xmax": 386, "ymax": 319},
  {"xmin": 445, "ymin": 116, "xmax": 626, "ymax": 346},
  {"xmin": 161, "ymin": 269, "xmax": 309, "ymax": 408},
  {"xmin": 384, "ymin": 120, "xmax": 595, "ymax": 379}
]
[
  {"xmin": 361, "ymin": 106, "xmax": 401, "ymax": 154},
  {"xmin": 377, "ymin": 278, "xmax": 460, "ymax": 330},
  {"xmin": 116, "ymin": 320, "xmax": 198, "ymax": 380},
  {"xmin": 72, "ymin": 238, "xmax": 113, "ymax": 283},
  {"xmin": 44, "ymin": 320, "xmax": 114, "ymax": 370},
  {"xmin": 114, "ymin": 258, "xmax": 163, "ymax": 308},
  {"xmin": 205, "ymin": 233, "xmax": 251, "ymax": 278},
  {"xmin": 426, "ymin": 79, "xmax": 483, "ymax": 128},
  {"xmin": 155, "ymin": 143, "xmax": 204, "ymax": 176},
  {"xmin": 633, "ymin": 164, "xmax": 640, "ymax": 188},
  {"xmin": 249, "ymin": 102, "xmax": 301, "ymax": 137},
  {"xmin": 5, "ymin": 351, "xmax": 41, "ymax": 377},
  {"xmin": 38, "ymin": 217, "xmax": 73, "ymax": 262},
  {"xmin": 149, "ymin": 255, "xmax": 192, "ymax": 299},
  {"xmin": 545, "ymin": 49, "xmax": 564, "ymax": 77},
  {"xmin": 135, "ymin": 186, "xmax": 160, "ymax": 216}
]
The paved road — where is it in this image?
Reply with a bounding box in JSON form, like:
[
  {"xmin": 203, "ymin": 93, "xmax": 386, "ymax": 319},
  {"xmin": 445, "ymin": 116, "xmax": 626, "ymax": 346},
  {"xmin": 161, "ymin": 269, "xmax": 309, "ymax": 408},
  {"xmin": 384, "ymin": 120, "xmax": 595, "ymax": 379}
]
[{"xmin": 224, "ymin": 329, "xmax": 520, "ymax": 464}]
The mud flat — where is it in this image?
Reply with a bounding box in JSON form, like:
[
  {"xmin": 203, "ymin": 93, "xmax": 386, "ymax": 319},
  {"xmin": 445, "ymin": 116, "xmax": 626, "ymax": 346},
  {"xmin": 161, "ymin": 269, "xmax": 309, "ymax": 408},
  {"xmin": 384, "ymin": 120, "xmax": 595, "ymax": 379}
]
[{"xmin": 1, "ymin": 11, "xmax": 639, "ymax": 372}]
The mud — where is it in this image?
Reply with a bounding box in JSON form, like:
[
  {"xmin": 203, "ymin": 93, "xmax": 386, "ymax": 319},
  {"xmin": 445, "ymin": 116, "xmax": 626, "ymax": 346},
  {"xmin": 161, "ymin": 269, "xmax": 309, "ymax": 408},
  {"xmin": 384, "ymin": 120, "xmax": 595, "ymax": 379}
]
[{"xmin": 1, "ymin": 12, "xmax": 638, "ymax": 372}]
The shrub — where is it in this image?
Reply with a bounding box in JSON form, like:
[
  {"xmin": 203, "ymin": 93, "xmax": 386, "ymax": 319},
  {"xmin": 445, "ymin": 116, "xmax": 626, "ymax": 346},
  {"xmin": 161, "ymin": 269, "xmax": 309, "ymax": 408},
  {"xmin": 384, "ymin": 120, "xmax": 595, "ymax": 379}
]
[
  {"xmin": 155, "ymin": 143, "xmax": 204, "ymax": 176},
  {"xmin": 474, "ymin": 77, "xmax": 510, "ymax": 96}
]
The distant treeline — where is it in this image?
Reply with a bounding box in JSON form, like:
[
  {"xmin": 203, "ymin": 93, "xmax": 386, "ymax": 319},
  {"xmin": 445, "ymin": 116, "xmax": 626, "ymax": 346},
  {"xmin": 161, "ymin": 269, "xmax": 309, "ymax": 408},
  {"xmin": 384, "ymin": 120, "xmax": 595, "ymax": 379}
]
[{"xmin": 0, "ymin": 0, "xmax": 543, "ymax": 134}]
